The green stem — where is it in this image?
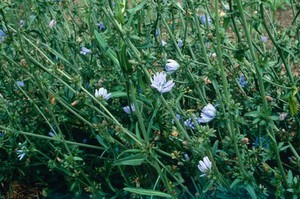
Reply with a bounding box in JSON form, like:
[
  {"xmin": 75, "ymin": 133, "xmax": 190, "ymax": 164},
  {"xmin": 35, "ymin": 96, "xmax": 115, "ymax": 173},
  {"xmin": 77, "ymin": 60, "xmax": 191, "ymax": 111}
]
[
  {"xmin": 129, "ymin": 79, "xmax": 149, "ymax": 143},
  {"xmin": 0, "ymin": 126, "xmax": 104, "ymax": 150}
]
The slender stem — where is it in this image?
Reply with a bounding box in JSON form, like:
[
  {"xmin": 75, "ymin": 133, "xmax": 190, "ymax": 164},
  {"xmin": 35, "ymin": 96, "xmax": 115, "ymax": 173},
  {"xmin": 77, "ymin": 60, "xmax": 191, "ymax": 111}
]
[
  {"xmin": 129, "ymin": 79, "xmax": 149, "ymax": 143},
  {"xmin": 0, "ymin": 126, "xmax": 104, "ymax": 150}
]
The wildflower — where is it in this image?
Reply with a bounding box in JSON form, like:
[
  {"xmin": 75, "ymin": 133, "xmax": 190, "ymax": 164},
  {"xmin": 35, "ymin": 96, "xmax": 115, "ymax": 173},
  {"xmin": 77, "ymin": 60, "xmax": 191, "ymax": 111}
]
[
  {"xmin": 211, "ymin": 52, "xmax": 217, "ymax": 58},
  {"xmin": 184, "ymin": 154, "xmax": 190, "ymax": 161},
  {"xmin": 161, "ymin": 40, "xmax": 167, "ymax": 46},
  {"xmin": 0, "ymin": 132, "xmax": 4, "ymax": 137},
  {"xmin": 49, "ymin": 19, "xmax": 57, "ymax": 28},
  {"xmin": 95, "ymin": 87, "xmax": 111, "ymax": 100},
  {"xmin": 184, "ymin": 115, "xmax": 201, "ymax": 129},
  {"xmin": 155, "ymin": 29, "xmax": 159, "ymax": 37},
  {"xmin": 80, "ymin": 47, "xmax": 92, "ymax": 55},
  {"xmin": 0, "ymin": 29, "xmax": 6, "ymax": 42},
  {"xmin": 49, "ymin": 132, "xmax": 55, "ymax": 137},
  {"xmin": 16, "ymin": 143, "xmax": 27, "ymax": 160},
  {"xmin": 82, "ymin": 138, "xmax": 88, "ymax": 143},
  {"xmin": 199, "ymin": 15, "xmax": 212, "ymax": 25},
  {"xmin": 98, "ymin": 21, "xmax": 106, "ymax": 31},
  {"xmin": 19, "ymin": 20, "xmax": 26, "ymax": 27},
  {"xmin": 198, "ymin": 156, "xmax": 212, "ymax": 177},
  {"xmin": 177, "ymin": 39, "xmax": 183, "ymax": 48},
  {"xmin": 171, "ymin": 114, "xmax": 182, "ymax": 124},
  {"xmin": 261, "ymin": 36, "xmax": 268, "ymax": 43},
  {"xmin": 279, "ymin": 112, "xmax": 288, "ymax": 121},
  {"xmin": 150, "ymin": 72, "xmax": 175, "ymax": 93},
  {"xmin": 123, "ymin": 104, "xmax": 136, "ymax": 114},
  {"xmin": 238, "ymin": 74, "xmax": 248, "ymax": 87},
  {"xmin": 165, "ymin": 59, "xmax": 180, "ymax": 74},
  {"xmin": 16, "ymin": 81, "xmax": 25, "ymax": 87},
  {"xmin": 198, "ymin": 103, "xmax": 216, "ymax": 123}
]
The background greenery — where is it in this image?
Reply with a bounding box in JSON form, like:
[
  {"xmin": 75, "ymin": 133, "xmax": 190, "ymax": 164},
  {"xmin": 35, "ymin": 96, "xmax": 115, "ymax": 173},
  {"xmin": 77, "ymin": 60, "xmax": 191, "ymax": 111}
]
[{"xmin": 0, "ymin": 0, "xmax": 299, "ymax": 198}]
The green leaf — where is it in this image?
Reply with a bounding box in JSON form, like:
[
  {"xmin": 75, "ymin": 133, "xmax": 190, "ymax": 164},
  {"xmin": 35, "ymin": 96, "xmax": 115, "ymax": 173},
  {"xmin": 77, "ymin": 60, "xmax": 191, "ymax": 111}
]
[
  {"xmin": 230, "ymin": 178, "xmax": 241, "ymax": 189},
  {"xmin": 288, "ymin": 86, "xmax": 298, "ymax": 116},
  {"xmin": 113, "ymin": 154, "xmax": 146, "ymax": 166},
  {"xmin": 124, "ymin": 187, "xmax": 172, "ymax": 198},
  {"xmin": 127, "ymin": 0, "xmax": 147, "ymax": 14},
  {"xmin": 245, "ymin": 184, "xmax": 257, "ymax": 199},
  {"xmin": 96, "ymin": 135, "xmax": 108, "ymax": 150}
]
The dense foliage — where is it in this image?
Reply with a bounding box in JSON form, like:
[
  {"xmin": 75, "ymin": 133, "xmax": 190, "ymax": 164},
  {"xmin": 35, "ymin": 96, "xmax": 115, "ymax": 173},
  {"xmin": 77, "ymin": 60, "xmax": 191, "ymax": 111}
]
[{"xmin": 0, "ymin": 0, "xmax": 299, "ymax": 198}]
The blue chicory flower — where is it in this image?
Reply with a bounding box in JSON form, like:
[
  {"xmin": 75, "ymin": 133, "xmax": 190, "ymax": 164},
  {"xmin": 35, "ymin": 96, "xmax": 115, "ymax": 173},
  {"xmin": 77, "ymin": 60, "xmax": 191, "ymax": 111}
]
[
  {"xmin": 80, "ymin": 47, "xmax": 92, "ymax": 55},
  {"xmin": 95, "ymin": 87, "xmax": 111, "ymax": 100},
  {"xmin": 16, "ymin": 81, "xmax": 25, "ymax": 87},
  {"xmin": 16, "ymin": 143, "xmax": 27, "ymax": 160},
  {"xmin": 123, "ymin": 104, "xmax": 136, "ymax": 114},
  {"xmin": 0, "ymin": 29, "xmax": 6, "ymax": 42},
  {"xmin": 150, "ymin": 72, "xmax": 175, "ymax": 93},
  {"xmin": 261, "ymin": 36, "xmax": 268, "ymax": 43},
  {"xmin": 165, "ymin": 59, "xmax": 180, "ymax": 74},
  {"xmin": 238, "ymin": 74, "xmax": 248, "ymax": 87},
  {"xmin": 184, "ymin": 115, "xmax": 201, "ymax": 129},
  {"xmin": 184, "ymin": 154, "xmax": 190, "ymax": 161},
  {"xmin": 178, "ymin": 39, "xmax": 183, "ymax": 48},
  {"xmin": 199, "ymin": 15, "xmax": 212, "ymax": 25},
  {"xmin": 19, "ymin": 20, "xmax": 26, "ymax": 27},
  {"xmin": 198, "ymin": 156, "xmax": 212, "ymax": 177},
  {"xmin": 99, "ymin": 22, "xmax": 106, "ymax": 31},
  {"xmin": 155, "ymin": 29, "xmax": 159, "ymax": 37},
  {"xmin": 198, "ymin": 103, "xmax": 216, "ymax": 123},
  {"xmin": 49, "ymin": 132, "xmax": 55, "ymax": 137},
  {"xmin": 172, "ymin": 114, "xmax": 182, "ymax": 124}
]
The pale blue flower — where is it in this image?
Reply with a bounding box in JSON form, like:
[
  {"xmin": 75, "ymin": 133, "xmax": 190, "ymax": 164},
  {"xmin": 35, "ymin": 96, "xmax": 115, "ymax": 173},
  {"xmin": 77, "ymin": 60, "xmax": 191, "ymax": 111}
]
[
  {"xmin": 16, "ymin": 143, "xmax": 27, "ymax": 160},
  {"xmin": 19, "ymin": 20, "xmax": 26, "ymax": 27},
  {"xmin": 172, "ymin": 114, "xmax": 182, "ymax": 124},
  {"xmin": 165, "ymin": 59, "xmax": 180, "ymax": 74},
  {"xmin": 161, "ymin": 40, "xmax": 167, "ymax": 46},
  {"xmin": 155, "ymin": 29, "xmax": 159, "ymax": 37},
  {"xmin": 238, "ymin": 74, "xmax": 248, "ymax": 87},
  {"xmin": 184, "ymin": 154, "xmax": 190, "ymax": 161},
  {"xmin": 177, "ymin": 39, "xmax": 183, "ymax": 48},
  {"xmin": 49, "ymin": 19, "xmax": 57, "ymax": 28},
  {"xmin": 123, "ymin": 104, "xmax": 135, "ymax": 114},
  {"xmin": 261, "ymin": 36, "xmax": 268, "ymax": 43},
  {"xmin": 198, "ymin": 156, "xmax": 212, "ymax": 177},
  {"xmin": 95, "ymin": 87, "xmax": 111, "ymax": 100},
  {"xmin": 150, "ymin": 72, "xmax": 175, "ymax": 93},
  {"xmin": 0, "ymin": 29, "xmax": 6, "ymax": 42},
  {"xmin": 80, "ymin": 47, "xmax": 92, "ymax": 55},
  {"xmin": 184, "ymin": 115, "xmax": 201, "ymax": 129},
  {"xmin": 199, "ymin": 15, "xmax": 212, "ymax": 25},
  {"xmin": 198, "ymin": 103, "xmax": 216, "ymax": 123},
  {"xmin": 99, "ymin": 22, "xmax": 105, "ymax": 31},
  {"xmin": 49, "ymin": 132, "xmax": 55, "ymax": 137},
  {"xmin": 16, "ymin": 81, "xmax": 25, "ymax": 87}
]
